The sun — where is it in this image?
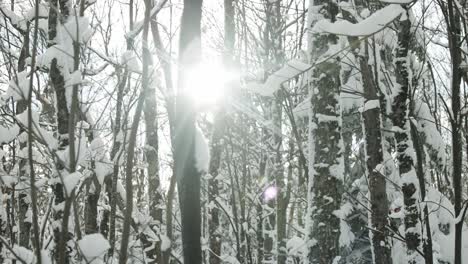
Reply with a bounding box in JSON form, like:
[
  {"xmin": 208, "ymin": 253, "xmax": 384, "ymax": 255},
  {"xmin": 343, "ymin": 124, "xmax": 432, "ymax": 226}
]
[{"xmin": 184, "ymin": 60, "xmax": 235, "ymax": 107}]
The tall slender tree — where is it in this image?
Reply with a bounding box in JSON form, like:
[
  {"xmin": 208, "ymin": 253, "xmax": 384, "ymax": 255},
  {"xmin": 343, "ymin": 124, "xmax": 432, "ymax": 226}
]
[
  {"xmin": 359, "ymin": 43, "xmax": 392, "ymax": 264},
  {"xmin": 175, "ymin": 0, "xmax": 204, "ymax": 263},
  {"xmin": 307, "ymin": 0, "xmax": 344, "ymax": 262},
  {"xmin": 207, "ymin": 0, "xmax": 235, "ymax": 262},
  {"xmin": 442, "ymin": 1, "xmax": 464, "ymax": 263},
  {"xmin": 47, "ymin": 0, "xmax": 72, "ymax": 262},
  {"xmin": 390, "ymin": 9, "xmax": 424, "ymax": 264},
  {"xmin": 118, "ymin": 0, "xmax": 152, "ymax": 263},
  {"xmin": 142, "ymin": 2, "xmax": 163, "ymax": 263}
]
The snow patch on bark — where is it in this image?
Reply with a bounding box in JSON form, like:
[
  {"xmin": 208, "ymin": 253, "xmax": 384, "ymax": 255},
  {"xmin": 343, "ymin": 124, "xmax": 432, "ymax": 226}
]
[{"xmin": 333, "ymin": 202, "xmax": 355, "ymax": 248}]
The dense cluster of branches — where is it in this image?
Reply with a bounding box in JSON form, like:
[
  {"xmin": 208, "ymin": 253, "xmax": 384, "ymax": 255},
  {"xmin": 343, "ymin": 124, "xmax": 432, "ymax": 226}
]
[{"xmin": 0, "ymin": 0, "xmax": 468, "ymax": 264}]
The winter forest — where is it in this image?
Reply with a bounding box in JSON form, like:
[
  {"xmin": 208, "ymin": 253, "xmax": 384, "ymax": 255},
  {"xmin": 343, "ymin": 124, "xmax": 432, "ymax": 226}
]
[{"xmin": 2, "ymin": 0, "xmax": 468, "ymax": 263}]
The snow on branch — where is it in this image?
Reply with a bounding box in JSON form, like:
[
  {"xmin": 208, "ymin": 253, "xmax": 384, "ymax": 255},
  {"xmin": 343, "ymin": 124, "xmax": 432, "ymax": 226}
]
[
  {"xmin": 250, "ymin": 59, "xmax": 311, "ymax": 96},
  {"xmin": 312, "ymin": 4, "xmax": 404, "ymax": 37},
  {"xmin": 78, "ymin": 234, "xmax": 110, "ymax": 263},
  {"xmin": 125, "ymin": 0, "xmax": 168, "ymax": 40},
  {"xmin": 293, "ymin": 95, "xmax": 312, "ymax": 118},
  {"xmin": 0, "ymin": 4, "xmax": 28, "ymax": 31},
  {"xmin": 63, "ymin": 172, "xmax": 83, "ymax": 196},
  {"xmin": 0, "ymin": 123, "xmax": 20, "ymax": 144},
  {"xmin": 0, "ymin": 3, "xmax": 48, "ymax": 32}
]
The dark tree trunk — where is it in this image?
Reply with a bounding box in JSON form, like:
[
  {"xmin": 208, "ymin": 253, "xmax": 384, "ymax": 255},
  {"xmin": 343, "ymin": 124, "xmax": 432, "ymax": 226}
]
[
  {"xmin": 410, "ymin": 120, "xmax": 434, "ymax": 264},
  {"xmin": 142, "ymin": 2, "xmax": 162, "ymax": 260},
  {"xmin": 257, "ymin": 154, "xmax": 267, "ymax": 264},
  {"xmin": 445, "ymin": 1, "xmax": 463, "ymax": 263},
  {"xmin": 307, "ymin": 0, "xmax": 344, "ymax": 263},
  {"xmin": 48, "ymin": 0, "xmax": 71, "ymax": 262},
  {"xmin": 142, "ymin": 83, "xmax": 163, "ymax": 264},
  {"xmin": 208, "ymin": 111, "xmax": 225, "ymax": 264},
  {"xmin": 17, "ymin": 22, "xmax": 31, "ymax": 250},
  {"xmin": 118, "ymin": 0, "xmax": 151, "ymax": 263},
  {"xmin": 84, "ymin": 177, "xmax": 100, "ymax": 234},
  {"xmin": 175, "ymin": 1, "xmax": 203, "ymax": 263},
  {"xmin": 358, "ymin": 43, "xmax": 392, "ymax": 264}
]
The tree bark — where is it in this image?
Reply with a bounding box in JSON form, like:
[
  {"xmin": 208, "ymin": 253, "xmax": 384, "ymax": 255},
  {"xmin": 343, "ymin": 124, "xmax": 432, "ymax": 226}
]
[
  {"xmin": 390, "ymin": 13, "xmax": 423, "ymax": 264},
  {"xmin": 84, "ymin": 179, "xmax": 100, "ymax": 234},
  {"xmin": 445, "ymin": 1, "xmax": 463, "ymax": 263},
  {"xmin": 142, "ymin": 6, "xmax": 162, "ymax": 260},
  {"xmin": 410, "ymin": 119, "xmax": 434, "ymax": 264},
  {"xmin": 48, "ymin": 0, "xmax": 71, "ymax": 262},
  {"xmin": 307, "ymin": 0, "xmax": 344, "ymax": 262},
  {"xmin": 17, "ymin": 21, "xmax": 31, "ymax": 250},
  {"xmin": 358, "ymin": 43, "xmax": 392, "ymax": 264},
  {"xmin": 27, "ymin": 1, "xmax": 42, "ymax": 262},
  {"xmin": 175, "ymin": 0, "xmax": 203, "ymax": 263}
]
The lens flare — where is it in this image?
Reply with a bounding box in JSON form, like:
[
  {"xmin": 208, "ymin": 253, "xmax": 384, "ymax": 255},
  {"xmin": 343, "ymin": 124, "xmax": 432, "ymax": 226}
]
[
  {"xmin": 184, "ymin": 60, "xmax": 235, "ymax": 107},
  {"xmin": 263, "ymin": 186, "xmax": 278, "ymax": 202}
]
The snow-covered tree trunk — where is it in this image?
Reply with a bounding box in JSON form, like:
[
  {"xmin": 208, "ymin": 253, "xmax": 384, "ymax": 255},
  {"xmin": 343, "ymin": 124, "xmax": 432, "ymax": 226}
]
[
  {"xmin": 307, "ymin": 0, "xmax": 344, "ymax": 262},
  {"xmin": 409, "ymin": 114, "xmax": 434, "ymax": 264},
  {"xmin": 48, "ymin": 0, "xmax": 72, "ymax": 262},
  {"xmin": 142, "ymin": 2, "xmax": 162, "ymax": 261},
  {"xmin": 358, "ymin": 43, "xmax": 392, "ymax": 264},
  {"xmin": 143, "ymin": 66, "xmax": 162, "ymax": 264},
  {"xmin": 58, "ymin": 0, "xmax": 87, "ymax": 262},
  {"xmin": 175, "ymin": 0, "xmax": 204, "ymax": 263},
  {"xmin": 17, "ymin": 21, "xmax": 31, "ymax": 250},
  {"xmin": 390, "ymin": 12, "xmax": 423, "ymax": 264}
]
